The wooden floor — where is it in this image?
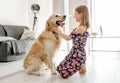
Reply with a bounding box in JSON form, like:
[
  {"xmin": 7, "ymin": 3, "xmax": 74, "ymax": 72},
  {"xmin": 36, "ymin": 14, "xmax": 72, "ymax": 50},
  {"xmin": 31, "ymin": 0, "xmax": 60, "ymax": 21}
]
[{"xmin": 0, "ymin": 51, "xmax": 120, "ymax": 83}]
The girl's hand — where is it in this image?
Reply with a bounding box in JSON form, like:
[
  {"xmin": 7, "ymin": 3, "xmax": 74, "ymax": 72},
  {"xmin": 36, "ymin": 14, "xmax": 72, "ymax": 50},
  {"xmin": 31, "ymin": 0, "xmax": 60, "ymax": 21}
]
[
  {"xmin": 51, "ymin": 26, "xmax": 58, "ymax": 33},
  {"xmin": 52, "ymin": 26, "xmax": 63, "ymax": 34}
]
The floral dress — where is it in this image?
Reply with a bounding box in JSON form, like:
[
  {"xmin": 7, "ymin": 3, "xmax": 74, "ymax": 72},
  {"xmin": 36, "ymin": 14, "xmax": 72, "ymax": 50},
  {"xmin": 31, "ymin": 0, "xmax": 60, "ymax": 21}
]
[{"xmin": 57, "ymin": 28, "xmax": 90, "ymax": 79}]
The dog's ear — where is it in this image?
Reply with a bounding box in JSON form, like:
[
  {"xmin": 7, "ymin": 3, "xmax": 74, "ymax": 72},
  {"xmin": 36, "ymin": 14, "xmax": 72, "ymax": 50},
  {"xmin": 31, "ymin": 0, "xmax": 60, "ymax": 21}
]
[{"xmin": 45, "ymin": 20, "xmax": 51, "ymax": 31}]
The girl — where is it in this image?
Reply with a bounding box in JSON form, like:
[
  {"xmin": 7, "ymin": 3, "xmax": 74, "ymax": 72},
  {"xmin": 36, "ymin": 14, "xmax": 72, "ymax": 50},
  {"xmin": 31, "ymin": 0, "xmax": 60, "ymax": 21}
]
[{"xmin": 52, "ymin": 5, "xmax": 90, "ymax": 79}]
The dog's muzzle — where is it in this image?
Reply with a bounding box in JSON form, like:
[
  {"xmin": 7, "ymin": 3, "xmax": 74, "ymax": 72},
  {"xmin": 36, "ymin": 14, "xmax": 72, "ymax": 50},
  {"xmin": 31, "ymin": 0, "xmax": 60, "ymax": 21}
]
[{"xmin": 56, "ymin": 15, "xmax": 66, "ymax": 27}]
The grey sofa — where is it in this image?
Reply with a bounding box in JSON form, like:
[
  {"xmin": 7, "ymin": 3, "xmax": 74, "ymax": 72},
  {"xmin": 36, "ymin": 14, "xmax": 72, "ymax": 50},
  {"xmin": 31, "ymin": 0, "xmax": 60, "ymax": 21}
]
[{"xmin": 0, "ymin": 24, "xmax": 34, "ymax": 62}]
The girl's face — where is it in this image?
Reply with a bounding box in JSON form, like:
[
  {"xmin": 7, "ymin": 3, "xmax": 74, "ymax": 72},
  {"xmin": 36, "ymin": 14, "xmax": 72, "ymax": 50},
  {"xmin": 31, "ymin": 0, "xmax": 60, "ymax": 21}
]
[{"xmin": 74, "ymin": 11, "xmax": 82, "ymax": 23}]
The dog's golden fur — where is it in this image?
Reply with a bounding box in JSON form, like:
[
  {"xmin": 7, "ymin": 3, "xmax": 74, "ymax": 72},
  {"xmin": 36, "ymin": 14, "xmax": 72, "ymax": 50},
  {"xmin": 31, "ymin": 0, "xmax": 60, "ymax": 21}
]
[{"xmin": 23, "ymin": 14, "xmax": 66, "ymax": 75}]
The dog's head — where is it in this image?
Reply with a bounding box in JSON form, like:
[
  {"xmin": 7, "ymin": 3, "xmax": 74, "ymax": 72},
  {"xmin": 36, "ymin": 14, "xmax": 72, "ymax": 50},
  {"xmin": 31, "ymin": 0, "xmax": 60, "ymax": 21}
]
[{"xmin": 45, "ymin": 14, "xmax": 66, "ymax": 31}]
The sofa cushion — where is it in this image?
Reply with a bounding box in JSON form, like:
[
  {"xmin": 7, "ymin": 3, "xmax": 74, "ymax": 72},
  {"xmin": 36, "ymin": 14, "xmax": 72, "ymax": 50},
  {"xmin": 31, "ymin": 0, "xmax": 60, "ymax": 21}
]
[
  {"xmin": 0, "ymin": 36, "xmax": 16, "ymax": 42},
  {"xmin": 3, "ymin": 25, "xmax": 29, "ymax": 39},
  {"xmin": 0, "ymin": 25, "xmax": 6, "ymax": 36},
  {"xmin": 20, "ymin": 29, "xmax": 35, "ymax": 40}
]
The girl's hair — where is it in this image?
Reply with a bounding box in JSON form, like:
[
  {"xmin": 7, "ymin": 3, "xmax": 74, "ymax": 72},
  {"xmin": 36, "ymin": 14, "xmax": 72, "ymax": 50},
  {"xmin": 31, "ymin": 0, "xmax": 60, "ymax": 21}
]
[{"xmin": 75, "ymin": 5, "xmax": 90, "ymax": 28}]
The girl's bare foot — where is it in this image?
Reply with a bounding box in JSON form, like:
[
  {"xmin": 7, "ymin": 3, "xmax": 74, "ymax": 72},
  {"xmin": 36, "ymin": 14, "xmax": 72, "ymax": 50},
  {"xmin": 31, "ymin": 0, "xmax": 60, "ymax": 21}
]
[{"xmin": 79, "ymin": 64, "xmax": 86, "ymax": 75}]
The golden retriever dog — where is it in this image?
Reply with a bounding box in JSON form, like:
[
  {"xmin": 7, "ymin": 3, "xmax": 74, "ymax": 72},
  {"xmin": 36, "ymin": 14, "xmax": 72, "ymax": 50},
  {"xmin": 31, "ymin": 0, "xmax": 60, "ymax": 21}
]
[{"xmin": 23, "ymin": 14, "xmax": 66, "ymax": 76}]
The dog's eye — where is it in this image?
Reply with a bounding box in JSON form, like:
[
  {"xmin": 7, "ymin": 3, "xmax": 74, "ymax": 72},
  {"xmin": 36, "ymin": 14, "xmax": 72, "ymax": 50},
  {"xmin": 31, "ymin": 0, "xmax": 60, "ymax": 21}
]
[{"xmin": 55, "ymin": 15, "xmax": 59, "ymax": 17}]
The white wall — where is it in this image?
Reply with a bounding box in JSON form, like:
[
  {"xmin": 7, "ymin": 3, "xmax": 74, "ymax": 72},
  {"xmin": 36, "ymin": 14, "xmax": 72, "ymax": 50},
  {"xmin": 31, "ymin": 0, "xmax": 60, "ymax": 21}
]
[
  {"xmin": 0, "ymin": 0, "xmax": 27, "ymax": 26},
  {"xmin": 26, "ymin": 0, "xmax": 53, "ymax": 36},
  {"xmin": 0, "ymin": 0, "xmax": 88, "ymax": 33},
  {"xmin": 53, "ymin": 0, "xmax": 64, "ymax": 14},
  {"xmin": 0, "ymin": 0, "xmax": 53, "ymax": 34}
]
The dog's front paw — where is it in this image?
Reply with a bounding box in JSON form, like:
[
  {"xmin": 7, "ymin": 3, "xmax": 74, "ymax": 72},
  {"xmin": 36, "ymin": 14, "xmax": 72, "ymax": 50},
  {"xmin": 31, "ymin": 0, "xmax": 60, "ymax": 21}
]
[{"xmin": 52, "ymin": 72, "xmax": 57, "ymax": 75}]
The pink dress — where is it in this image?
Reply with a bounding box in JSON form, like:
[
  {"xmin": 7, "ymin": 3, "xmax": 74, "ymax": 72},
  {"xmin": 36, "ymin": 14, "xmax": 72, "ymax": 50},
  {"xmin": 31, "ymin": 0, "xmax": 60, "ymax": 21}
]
[{"xmin": 57, "ymin": 29, "xmax": 90, "ymax": 79}]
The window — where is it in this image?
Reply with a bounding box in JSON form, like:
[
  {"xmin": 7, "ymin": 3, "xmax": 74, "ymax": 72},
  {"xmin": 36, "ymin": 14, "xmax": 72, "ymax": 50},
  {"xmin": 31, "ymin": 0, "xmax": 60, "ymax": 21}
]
[
  {"xmin": 88, "ymin": 0, "xmax": 120, "ymax": 55},
  {"xmin": 92, "ymin": 0, "xmax": 120, "ymax": 37}
]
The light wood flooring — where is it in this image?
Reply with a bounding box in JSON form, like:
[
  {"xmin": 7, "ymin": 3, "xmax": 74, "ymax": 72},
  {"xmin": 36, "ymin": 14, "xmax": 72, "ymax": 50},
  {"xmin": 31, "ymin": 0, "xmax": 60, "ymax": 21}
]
[{"xmin": 0, "ymin": 51, "xmax": 120, "ymax": 83}]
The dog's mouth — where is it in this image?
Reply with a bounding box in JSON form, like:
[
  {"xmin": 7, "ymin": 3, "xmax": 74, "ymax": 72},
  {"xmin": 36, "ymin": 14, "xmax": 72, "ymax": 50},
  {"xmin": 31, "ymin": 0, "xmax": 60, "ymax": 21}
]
[
  {"xmin": 56, "ymin": 16, "xmax": 66, "ymax": 27},
  {"xmin": 56, "ymin": 21, "xmax": 65, "ymax": 27}
]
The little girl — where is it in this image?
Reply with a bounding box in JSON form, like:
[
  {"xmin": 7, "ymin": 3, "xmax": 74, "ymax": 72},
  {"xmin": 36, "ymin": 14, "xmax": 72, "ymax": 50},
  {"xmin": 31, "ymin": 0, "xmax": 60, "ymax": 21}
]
[{"xmin": 52, "ymin": 5, "xmax": 90, "ymax": 79}]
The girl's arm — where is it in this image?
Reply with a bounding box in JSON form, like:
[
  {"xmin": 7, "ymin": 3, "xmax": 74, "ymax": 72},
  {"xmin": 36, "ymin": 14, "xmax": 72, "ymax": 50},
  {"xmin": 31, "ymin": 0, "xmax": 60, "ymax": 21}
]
[
  {"xmin": 75, "ymin": 26, "xmax": 87, "ymax": 34},
  {"xmin": 57, "ymin": 29, "xmax": 71, "ymax": 41}
]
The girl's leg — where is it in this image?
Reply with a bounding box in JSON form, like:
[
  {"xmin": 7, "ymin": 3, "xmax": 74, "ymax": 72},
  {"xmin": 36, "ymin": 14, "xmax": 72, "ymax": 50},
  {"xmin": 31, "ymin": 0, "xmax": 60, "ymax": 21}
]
[
  {"xmin": 57, "ymin": 62, "xmax": 78, "ymax": 79},
  {"xmin": 57, "ymin": 66, "xmax": 70, "ymax": 79}
]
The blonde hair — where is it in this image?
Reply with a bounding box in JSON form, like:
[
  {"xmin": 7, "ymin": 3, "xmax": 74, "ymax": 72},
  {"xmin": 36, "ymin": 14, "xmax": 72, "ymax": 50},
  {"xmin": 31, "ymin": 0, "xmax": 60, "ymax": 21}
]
[{"xmin": 75, "ymin": 5, "xmax": 90, "ymax": 28}]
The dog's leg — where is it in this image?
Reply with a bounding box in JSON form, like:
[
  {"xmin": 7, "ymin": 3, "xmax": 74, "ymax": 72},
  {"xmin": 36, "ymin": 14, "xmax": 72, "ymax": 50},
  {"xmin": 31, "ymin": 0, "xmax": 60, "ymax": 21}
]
[
  {"xmin": 47, "ymin": 55, "xmax": 54, "ymax": 75},
  {"xmin": 47, "ymin": 54, "xmax": 57, "ymax": 75},
  {"xmin": 52, "ymin": 57, "xmax": 57, "ymax": 75},
  {"xmin": 47, "ymin": 56, "xmax": 52, "ymax": 75}
]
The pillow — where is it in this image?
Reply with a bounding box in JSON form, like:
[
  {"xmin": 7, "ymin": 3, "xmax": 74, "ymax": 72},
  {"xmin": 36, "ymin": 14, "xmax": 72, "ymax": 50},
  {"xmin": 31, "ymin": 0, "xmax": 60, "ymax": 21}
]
[
  {"xmin": 20, "ymin": 29, "xmax": 35, "ymax": 40},
  {"xmin": 0, "ymin": 36, "xmax": 16, "ymax": 42}
]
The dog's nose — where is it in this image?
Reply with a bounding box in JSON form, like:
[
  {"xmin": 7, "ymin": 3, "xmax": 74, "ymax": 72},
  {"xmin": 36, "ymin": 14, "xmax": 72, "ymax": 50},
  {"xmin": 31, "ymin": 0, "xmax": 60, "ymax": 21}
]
[{"xmin": 63, "ymin": 15, "xmax": 66, "ymax": 18}]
